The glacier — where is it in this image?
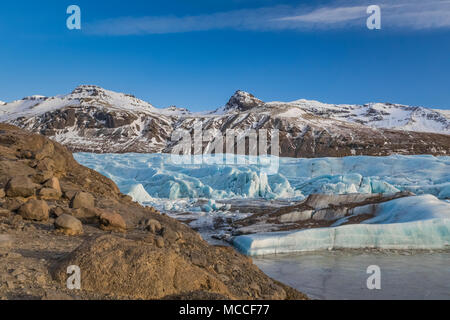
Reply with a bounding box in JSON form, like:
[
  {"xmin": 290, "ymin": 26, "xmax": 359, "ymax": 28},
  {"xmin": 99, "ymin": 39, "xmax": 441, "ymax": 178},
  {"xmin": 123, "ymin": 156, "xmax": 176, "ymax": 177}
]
[
  {"xmin": 74, "ymin": 153, "xmax": 450, "ymax": 205},
  {"xmin": 233, "ymin": 195, "xmax": 450, "ymax": 256},
  {"xmin": 74, "ymin": 153, "xmax": 450, "ymax": 253}
]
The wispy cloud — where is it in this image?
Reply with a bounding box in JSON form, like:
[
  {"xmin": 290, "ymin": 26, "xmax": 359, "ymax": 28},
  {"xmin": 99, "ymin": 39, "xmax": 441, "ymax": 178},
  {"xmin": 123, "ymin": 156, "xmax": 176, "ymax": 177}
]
[{"xmin": 85, "ymin": 1, "xmax": 450, "ymax": 35}]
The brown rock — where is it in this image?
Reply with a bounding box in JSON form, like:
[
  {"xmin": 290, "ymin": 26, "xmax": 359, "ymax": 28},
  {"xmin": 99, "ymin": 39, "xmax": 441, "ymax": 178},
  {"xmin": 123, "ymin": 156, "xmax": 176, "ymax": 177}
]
[
  {"xmin": 0, "ymin": 208, "xmax": 11, "ymax": 218},
  {"xmin": 6, "ymin": 176, "xmax": 37, "ymax": 198},
  {"xmin": 18, "ymin": 200, "xmax": 49, "ymax": 221},
  {"xmin": 71, "ymin": 207, "xmax": 100, "ymax": 224},
  {"xmin": 35, "ymin": 158, "xmax": 55, "ymax": 172},
  {"xmin": 0, "ymin": 188, "xmax": 5, "ymax": 198},
  {"xmin": 43, "ymin": 177, "xmax": 61, "ymax": 193},
  {"xmin": 99, "ymin": 211, "xmax": 126, "ymax": 233},
  {"xmin": 145, "ymin": 219, "xmax": 162, "ymax": 233},
  {"xmin": 50, "ymin": 206, "xmax": 65, "ymax": 217},
  {"xmin": 63, "ymin": 190, "xmax": 77, "ymax": 201},
  {"xmin": 33, "ymin": 141, "xmax": 54, "ymax": 161},
  {"xmin": 52, "ymin": 235, "xmax": 304, "ymax": 300},
  {"xmin": 155, "ymin": 236, "xmax": 165, "ymax": 248},
  {"xmin": 71, "ymin": 192, "xmax": 95, "ymax": 209},
  {"xmin": 39, "ymin": 188, "xmax": 62, "ymax": 200},
  {"xmin": 162, "ymin": 227, "xmax": 180, "ymax": 244},
  {"xmin": 2, "ymin": 197, "xmax": 26, "ymax": 211},
  {"xmin": 0, "ymin": 234, "xmax": 13, "ymax": 249},
  {"xmin": 20, "ymin": 150, "xmax": 33, "ymax": 159},
  {"xmin": 53, "ymin": 235, "xmax": 230, "ymax": 299},
  {"xmin": 55, "ymin": 214, "xmax": 83, "ymax": 236},
  {"xmin": 31, "ymin": 171, "xmax": 53, "ymax": 184}
]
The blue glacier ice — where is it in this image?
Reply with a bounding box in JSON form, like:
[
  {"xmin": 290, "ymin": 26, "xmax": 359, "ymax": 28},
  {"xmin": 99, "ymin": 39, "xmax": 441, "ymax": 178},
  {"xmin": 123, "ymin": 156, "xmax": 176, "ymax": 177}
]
[
  {"xmin": 233, "ymin": 195, "xmax": 450, "ymax": 255},
  {"xmin": 74, "ymin": 153, "xmax": 450, "ymax": 204},
  {"xmin": 73, "ymin": 153, "xmax": 450, "ymax": 253}
]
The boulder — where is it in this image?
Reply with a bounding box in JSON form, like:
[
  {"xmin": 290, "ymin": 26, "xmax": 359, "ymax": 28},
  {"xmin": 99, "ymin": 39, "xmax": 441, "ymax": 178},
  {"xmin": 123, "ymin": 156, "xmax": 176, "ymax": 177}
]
[
  {"xmin": 52, "ymin": 235, "xmax": 230, "ymax": 299},
  {"xmin": 0, "ymin": 208, "xmax": 11, "ymax": 218},
  {"xmin": 35, "ymin": 158, "xmax": 55, "ymax": 172},
  {"xmin": 161, "ymin": 227, "xmax": 181, "ymax": 244},
  {"xmin": 31, "ymin": 171, "xmax": 53, "ymax": 184},
  {"xmin": 145, "ymin": 219, "xmax": 162, "ymax": 233},
  {"xmin": 0, "ymin": 234, "xmax": 13, "ymax": 249},
  {"xmin": 155, "ymin": 236, "xmax": 165, "ymax": 248},
  {"xmin": 43, "ymin": 177, "xmax": 61, "ymax": 194},
  {"xmin": 39, "ymin": 187, "xmax": 62, "ymax": 200},
  {"xmin": 18, "ymin": 200, "xmax": 49, "ymax": 221},
  {"xmin": 51, "ymin": 235, "xmax": 302, "ymax": 300},
  {"xmin": 33, "ymin": 141, "xmax": 54, "ymax": 161},
  {"xmin": 50, "ymin": 206, "xmax": 65, "ymax": 217},
  {"xmin": 71, "ymin": 207, "xmax": 100, "ymax": 224},
  {"xmin": 6, "ymin": 176, "xmax": 37, "ymax": 198},
  {"xmin": 63, "ymin": 190, "xmax": 78, "ymax": 201},
  {"xmin": 71, "ymin": 192, "xmax": 95, "ymax": 209},
  {"xmin": 1, "ymin": 197, "xmax": 25, "ymax": 211},
  {"xmin": 99, "ymin": 211, "xmax": 126, "ymax": 233},
  {"xmin": 55, "ymin": 214, "xmax": 83, "ymax": 236}
]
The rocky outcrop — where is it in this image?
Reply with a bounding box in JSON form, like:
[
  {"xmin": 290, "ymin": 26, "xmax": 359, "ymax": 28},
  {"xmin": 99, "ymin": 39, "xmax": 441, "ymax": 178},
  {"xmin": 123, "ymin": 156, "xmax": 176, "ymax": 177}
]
[
  {"xmin": 70, "ymin": 192, "xmax": 95, "ymax": 209},
  {"xmin": 5, "ymin": 176, "xmax": 37, "ymax": 198},
  {"xmin": 55, "ymin": 214, "xmax": 83, "ymax": 236},
  {"xmin": 18, "ymin": 200, "xmax": 49, "ymax": 221},
  {"xmin": 52, "ymin": 234, "xmax": 301, "ymax": 300},
  {"xmin": 0, "ymin": 124, "xmax": 306, "ymax": 300},
  {"xmin": 98, "ymin": 211, "xmax": 126, "ymax": 233}
]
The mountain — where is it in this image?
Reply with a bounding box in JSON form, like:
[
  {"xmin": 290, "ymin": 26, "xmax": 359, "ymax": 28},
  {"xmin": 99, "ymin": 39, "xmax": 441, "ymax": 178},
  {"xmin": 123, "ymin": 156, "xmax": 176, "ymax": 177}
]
[{"xmin": 0, "ymin": 85, "xmax": 449, "ymax": 157}]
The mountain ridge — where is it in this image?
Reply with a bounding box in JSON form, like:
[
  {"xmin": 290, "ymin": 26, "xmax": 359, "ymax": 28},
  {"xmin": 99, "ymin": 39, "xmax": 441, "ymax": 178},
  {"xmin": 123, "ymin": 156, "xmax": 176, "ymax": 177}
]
[{"xmin": 1, "ymin": 85, "xmax": 449, "ymax": 157}]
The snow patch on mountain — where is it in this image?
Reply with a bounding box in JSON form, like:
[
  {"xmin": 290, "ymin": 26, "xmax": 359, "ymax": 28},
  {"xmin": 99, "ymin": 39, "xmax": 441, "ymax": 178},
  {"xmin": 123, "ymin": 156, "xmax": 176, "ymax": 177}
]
[{"xmin": 284, "ymin": 99, "xmax": 450, "ymax": 134}]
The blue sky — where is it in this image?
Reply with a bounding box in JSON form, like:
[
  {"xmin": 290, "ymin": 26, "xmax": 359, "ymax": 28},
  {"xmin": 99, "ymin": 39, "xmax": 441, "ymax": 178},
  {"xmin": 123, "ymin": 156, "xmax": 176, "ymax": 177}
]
[{"xmin": 0, "ymin": 0, "xmax": 449, "ymax": 110}]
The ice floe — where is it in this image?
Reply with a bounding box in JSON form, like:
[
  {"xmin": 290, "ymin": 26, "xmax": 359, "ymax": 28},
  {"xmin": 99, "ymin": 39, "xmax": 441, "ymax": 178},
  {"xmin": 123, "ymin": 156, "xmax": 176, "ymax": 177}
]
[{"xmin": 233, "ymin": 195, "xmax": 450, "ymax": 255}]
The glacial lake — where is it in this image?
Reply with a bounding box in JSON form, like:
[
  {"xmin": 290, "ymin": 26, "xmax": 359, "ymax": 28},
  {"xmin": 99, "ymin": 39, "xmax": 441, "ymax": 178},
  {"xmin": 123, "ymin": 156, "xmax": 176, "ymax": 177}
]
[{"xmin": 254, "ymin": 250, "xmax": 450, "ymax": 300}]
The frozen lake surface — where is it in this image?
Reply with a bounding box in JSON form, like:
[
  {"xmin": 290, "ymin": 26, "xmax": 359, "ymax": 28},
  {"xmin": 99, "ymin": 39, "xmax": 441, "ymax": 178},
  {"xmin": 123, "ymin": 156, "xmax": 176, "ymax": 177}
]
[{"xmin": 254, "ymin": 251, "xmax": 450, "ymax": 300}]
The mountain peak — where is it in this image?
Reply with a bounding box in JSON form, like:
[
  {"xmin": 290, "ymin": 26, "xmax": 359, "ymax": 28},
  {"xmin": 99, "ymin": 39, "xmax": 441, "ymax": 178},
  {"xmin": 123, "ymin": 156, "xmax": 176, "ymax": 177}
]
[
  {"xmin": 225, "ymin": 90, "xmax": 264, "ymax": 111},
  {"xmin": 71, "ymin": 85, "xmax": 107, "ymax": 96}
]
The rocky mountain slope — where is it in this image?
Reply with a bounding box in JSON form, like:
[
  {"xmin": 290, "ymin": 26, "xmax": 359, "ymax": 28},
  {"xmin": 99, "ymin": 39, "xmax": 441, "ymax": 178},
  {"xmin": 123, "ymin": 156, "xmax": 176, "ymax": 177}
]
[
  {"xmin": 0, "ymin": 85, "xmax": 449, "ymax": 157},
  {"xmin": 0, "ymin": 124, "xmax": 306, "ymax": 300}
]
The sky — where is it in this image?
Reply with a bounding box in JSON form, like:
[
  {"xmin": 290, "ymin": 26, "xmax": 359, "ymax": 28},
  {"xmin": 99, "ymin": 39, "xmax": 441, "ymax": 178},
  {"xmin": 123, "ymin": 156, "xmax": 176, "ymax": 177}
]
[{"xmin": 0, "ymin": 0, "xmax": 449, "ymax": 111}]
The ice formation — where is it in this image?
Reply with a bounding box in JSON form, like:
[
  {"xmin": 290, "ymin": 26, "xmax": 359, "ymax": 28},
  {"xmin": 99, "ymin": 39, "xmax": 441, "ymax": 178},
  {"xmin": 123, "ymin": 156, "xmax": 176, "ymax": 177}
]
[
  {"xmin": 74, "ymin": 153, "xmax": 450, "ymax": 206},
  {"xmin": 233, "ymin": 195, "xmax": 450, "ymax": 255},
  {"xmin": 74, "ymin": 153, "xmax": 450, "ymax": 253}
]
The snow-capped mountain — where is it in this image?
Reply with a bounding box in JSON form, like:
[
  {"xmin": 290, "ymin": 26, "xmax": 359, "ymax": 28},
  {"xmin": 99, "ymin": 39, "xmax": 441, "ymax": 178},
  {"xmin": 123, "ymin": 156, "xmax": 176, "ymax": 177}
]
[
  {"xmin": 281, "ymin": 99, "xmax": 450, "ymax": 134},
  {"xmin": 0, "ymin": 85, "xmax": 449, "ymax": 156}
]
